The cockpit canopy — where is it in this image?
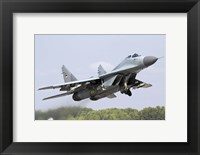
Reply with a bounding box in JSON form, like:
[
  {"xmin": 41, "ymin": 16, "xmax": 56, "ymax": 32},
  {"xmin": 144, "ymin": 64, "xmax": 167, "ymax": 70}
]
[
  {"xmin": 132, "ymin": 53, "xmax": 140, "ymax": 57},
  {"xmin": 126, "ymin": 53, "xmax": 141, "ymax": 58}
]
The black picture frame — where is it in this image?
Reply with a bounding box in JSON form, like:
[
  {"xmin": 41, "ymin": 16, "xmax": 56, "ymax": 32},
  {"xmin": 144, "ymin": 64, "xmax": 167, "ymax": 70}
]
[{"xmin": 0, "ymin": 0, "xmax": 200, "ymax": 154}]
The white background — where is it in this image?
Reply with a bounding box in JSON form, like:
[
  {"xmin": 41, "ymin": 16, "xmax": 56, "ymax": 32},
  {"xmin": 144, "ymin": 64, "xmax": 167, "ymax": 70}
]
[{"xmin": 13, "ymin": 13, "xmax": 187, "ymax": 142}]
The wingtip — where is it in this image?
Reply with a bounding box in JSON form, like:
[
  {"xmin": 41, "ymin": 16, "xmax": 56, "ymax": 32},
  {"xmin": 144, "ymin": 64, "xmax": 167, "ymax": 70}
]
[
  {"xmin": 38, "ymin": 86, "xmax": 54, "ymax": 90},
  {"xmin": 38, "ymin": 88, "xmax": 46, "ymax": 91},
  {"xmin": 43, "ymin": 97, "xmax": 50, "ymax": 100}
]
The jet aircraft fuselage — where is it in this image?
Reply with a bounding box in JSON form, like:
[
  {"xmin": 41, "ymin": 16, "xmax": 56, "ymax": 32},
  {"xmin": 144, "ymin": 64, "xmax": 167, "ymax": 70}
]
[{"xmin": 39, "ymin": 53, "xmax": 158, "ymax": 101}]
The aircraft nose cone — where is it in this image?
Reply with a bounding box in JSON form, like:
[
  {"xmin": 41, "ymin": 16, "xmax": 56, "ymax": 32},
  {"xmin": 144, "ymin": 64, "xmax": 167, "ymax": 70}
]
[{"xmin": 143, "ymin": 56, "xmax": 158, "ymax": 67}]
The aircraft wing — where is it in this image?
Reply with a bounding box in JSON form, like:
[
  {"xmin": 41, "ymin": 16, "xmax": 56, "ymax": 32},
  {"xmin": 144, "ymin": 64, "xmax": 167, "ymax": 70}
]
[
  {"xmin": 99, "ymin": 67, "xmax": 136, "ymax": 79},
  {"xmin": 38, "ymin": 77, "xmax": 100, "ymax": 90},
  {"xmin": 132, "ymin": 79, "xmax": 152, "ymax": 89},
  {"xmin": 43, "ymin": 91, "xmax": 73, "ymax": 100}
]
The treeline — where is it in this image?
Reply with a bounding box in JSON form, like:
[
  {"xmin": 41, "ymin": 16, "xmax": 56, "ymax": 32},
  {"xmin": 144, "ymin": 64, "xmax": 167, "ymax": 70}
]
[{"xmin": 35, "ymin": 106, "xmax": 165, "ymax": 120}]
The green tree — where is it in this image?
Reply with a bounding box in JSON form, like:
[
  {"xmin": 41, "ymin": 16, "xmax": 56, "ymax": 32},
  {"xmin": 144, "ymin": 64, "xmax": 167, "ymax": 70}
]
[{"xmin": 35, "ymin": 106, "xmax": 165, "ymax": 120}]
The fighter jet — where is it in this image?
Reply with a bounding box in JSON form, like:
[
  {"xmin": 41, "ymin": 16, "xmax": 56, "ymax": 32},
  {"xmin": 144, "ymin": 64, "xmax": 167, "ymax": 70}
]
[{"xmin": 38, "ymin": 53, "xmax": 158, "ymax": 101}]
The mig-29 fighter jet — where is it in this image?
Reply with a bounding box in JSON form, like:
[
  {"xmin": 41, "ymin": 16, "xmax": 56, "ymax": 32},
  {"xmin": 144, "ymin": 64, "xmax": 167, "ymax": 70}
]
[{"xmin": 39, "ymin": 53, "xmax": 158, "ymax": 101}]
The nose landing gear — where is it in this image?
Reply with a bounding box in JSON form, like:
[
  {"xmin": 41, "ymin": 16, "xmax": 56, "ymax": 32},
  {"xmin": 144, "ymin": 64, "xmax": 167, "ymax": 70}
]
[
  {"xmin": 120, "ymin": 88, "xmax": 132, "ymax": 96},
  {"xmin": 120, "ymin": 74, "xmax": 133, "ymax": 97},
  {"xmin": 123, "ymin": 81, "xmax": 132, "ymax": 96},
  {"xmin": 125, "ymin": 89, "xmax": 132, "ymax": 96}
]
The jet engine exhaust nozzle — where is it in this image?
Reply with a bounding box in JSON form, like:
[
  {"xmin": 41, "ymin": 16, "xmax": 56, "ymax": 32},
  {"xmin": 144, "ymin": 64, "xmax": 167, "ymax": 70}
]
[{"xmin": 143, "ymin": 56, "xmax": 158, "ymax": 67}]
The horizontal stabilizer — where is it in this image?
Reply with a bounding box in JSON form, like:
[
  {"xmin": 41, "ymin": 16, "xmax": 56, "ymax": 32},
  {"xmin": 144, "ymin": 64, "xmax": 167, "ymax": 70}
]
[{"xmin": 43, "ymin": 92, "xmax": 73, "ymax": 100}]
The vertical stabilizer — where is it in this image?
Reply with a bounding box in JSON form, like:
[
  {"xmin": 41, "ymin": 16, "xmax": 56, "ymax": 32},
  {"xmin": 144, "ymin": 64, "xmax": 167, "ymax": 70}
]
[
  {"xmin": 62, "ymin": 65, "xmax": 77, "ymax": 82},
  {"xmin": 98, "ymin": 64, "xmax": 107, "ymax": 76}
]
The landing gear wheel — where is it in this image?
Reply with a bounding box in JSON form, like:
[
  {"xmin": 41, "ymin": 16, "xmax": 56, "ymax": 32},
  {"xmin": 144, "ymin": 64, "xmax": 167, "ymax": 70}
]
[{"xmin": 126, "ymin": 89, "xmax": 132, "ymax": 96}]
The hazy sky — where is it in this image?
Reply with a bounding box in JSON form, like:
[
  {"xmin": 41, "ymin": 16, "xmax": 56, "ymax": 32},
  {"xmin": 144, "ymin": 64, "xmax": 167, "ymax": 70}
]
[{"xmin": 35, "ymin": 34, "xmax": 165, "ymax": 111}]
